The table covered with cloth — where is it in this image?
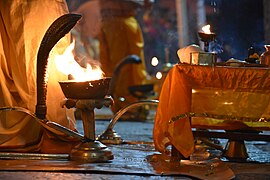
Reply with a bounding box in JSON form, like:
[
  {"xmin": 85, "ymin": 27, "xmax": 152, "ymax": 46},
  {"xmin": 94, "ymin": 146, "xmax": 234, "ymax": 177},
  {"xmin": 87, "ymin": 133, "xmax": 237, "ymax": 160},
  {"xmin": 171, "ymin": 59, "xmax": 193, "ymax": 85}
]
[{"xmin": 153, "ymin": 64, "xmax": 270, "ymax": 158}]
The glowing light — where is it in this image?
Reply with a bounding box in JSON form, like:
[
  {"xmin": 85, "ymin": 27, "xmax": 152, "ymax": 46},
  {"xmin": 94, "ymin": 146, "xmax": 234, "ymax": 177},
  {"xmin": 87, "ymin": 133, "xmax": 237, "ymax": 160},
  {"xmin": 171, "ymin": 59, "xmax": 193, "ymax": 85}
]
[
  {"xmin": 202, "ymin": 24, "xmax": 212, "ymax": 34},
  {"xmin": 224, "ymin": 102, "xmax": 233, "ymax": 105},
  {"xmin": 151, "ymin": 57, "xmax": 159, "ymax": 66},
  {"xmin": 156, "ymin": 72, "xmax": 162, "ymax": 79},
  {"xmin": 55, "ymin": 41, "xmax": 104, "ymax": 81},
  {"xmin": 192, "ymin": 89, "xmax": 197, "ymax": 93}
]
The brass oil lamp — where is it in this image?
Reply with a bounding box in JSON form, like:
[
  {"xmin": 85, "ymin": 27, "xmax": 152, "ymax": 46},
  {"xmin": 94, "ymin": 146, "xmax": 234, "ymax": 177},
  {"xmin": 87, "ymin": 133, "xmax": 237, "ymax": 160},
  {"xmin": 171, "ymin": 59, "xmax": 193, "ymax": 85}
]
[
  {"xmin": 198, "ymin": 24, "xmax": 216, "ymax": 52},
  {"xmin": 35, "ymin": 13, "xmax": 113, "ymax": 162},
  {"xmin": 59, "ymin": 78, "xmax": 114, "ymax": 162}
]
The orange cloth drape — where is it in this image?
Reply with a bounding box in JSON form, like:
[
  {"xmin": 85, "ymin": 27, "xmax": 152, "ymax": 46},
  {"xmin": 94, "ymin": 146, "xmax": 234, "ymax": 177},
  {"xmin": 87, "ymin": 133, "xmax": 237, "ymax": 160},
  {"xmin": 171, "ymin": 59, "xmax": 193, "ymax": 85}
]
[
  {"xmin": 154, "ymin": 64, "xmax": 270, "ymax": 157},
  {"xmin": 154, "ymin": 65, "xmax": 194, "ymax": 158},
  {"xmin": 0, "ymin": 0, "xmax": 77, "ymax": 153}
]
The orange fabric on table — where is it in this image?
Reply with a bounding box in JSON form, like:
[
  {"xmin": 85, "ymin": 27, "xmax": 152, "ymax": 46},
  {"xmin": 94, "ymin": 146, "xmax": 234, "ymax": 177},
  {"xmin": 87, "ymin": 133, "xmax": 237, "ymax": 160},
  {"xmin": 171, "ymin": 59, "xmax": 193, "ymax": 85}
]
[
  {"xmin": 153, "ymin": 65, "xmax": 194, "ymax": 158},
  {"xmin": 154, "ymin": 64, "xmax": 270, "ymax": 158}
]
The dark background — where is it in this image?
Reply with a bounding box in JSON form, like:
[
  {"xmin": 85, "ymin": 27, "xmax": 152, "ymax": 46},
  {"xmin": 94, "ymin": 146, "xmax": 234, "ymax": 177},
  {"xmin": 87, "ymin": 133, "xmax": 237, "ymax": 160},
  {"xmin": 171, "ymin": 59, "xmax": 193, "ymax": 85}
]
[{"xmin": 67, "ymin": 0, "xmax": 266, "ymax": 73}]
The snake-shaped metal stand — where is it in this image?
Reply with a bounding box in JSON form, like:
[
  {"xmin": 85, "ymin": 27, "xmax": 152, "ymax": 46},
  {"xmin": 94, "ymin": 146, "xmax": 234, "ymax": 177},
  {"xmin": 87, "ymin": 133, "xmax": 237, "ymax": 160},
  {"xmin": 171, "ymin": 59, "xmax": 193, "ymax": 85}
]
[
  {"xmin": 35, "ymin": 13, "xmax": 114, "ymax": 162},
  {"xmin": 35, "ymin": 12, "xmax": 154, "ymax": 162}
]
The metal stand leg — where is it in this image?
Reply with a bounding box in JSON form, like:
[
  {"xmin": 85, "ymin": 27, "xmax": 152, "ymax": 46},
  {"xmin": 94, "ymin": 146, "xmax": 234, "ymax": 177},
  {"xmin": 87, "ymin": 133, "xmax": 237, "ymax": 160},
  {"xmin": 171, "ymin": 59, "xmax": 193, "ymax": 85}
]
[
  {"xmin": 68, "ymin": 99, "xmax": 114, "ymax": 162},
  {"xmin": 224, "ymin": 140, "xmax": 248, "ymax": 161}
]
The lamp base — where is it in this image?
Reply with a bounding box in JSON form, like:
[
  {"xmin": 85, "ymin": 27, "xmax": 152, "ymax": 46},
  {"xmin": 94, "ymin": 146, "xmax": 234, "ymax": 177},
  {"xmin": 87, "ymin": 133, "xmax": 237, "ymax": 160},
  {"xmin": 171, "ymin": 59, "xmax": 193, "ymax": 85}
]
[
  {"xmin": 69, "ymin": 141, "xmax": 113, "ymax": 162},
  {"xmin": 97, "ymin": 129, "xmax": 123, "ymax": 145}
]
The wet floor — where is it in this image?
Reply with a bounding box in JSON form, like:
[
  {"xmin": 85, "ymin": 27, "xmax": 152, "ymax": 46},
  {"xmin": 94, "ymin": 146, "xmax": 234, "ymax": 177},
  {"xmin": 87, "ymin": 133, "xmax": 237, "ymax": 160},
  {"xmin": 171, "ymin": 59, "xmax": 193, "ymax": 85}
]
[
  {"xmin": 76, "ymin": 116, "xmax": 270, "ymax": 179},
  {"xmin": 93, "ymin": 117, "xmax": 270, "ymax": 162},
  {"xmin": 0, "ymin": 107, "xmax": 270, "ymax": 179}
]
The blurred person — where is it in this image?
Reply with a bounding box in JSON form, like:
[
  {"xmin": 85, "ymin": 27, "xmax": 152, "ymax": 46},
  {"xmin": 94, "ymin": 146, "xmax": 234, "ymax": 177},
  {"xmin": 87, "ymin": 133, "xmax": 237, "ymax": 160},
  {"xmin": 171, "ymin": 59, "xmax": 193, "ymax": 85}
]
[
  {"xmin": 0, "ymin": 0, "xmax": 78, "ymax": 153},
  {"xmin": 71, "ymin": 0, "xmax": 101, "ymax": 62},
  {"xmin": 99, "ymin": 0, "xmax": 153, "ymax": 116}
]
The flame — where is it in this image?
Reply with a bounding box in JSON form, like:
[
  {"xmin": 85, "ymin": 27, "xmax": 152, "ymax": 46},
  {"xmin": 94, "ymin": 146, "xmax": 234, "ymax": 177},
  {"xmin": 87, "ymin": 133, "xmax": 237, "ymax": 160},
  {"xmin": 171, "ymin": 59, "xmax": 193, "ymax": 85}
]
[
  {"xmin": 55, "ymin": 41, "xmax": 104, "ymax": 81},
  {"xmin": 155, "ymin": 71, "xmax": 162, "ymax": 79},
  {"xmin": 151, "ymin": 56, "xmax": 159, "ymax": 66},
  {"xmin": 202, "ymin": 24, "xmax": 212, "ymax": 34}
]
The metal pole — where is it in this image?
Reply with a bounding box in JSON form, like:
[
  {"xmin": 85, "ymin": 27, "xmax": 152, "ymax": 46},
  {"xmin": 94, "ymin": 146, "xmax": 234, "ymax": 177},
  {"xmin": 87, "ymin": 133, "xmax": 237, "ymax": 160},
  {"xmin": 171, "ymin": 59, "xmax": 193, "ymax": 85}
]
[
  {"xmin": 176, "ymin": 0, "xmax": 189, "ymax": 48},
  {"xmin": 197, "ymin": 0, "xmax": 206, "ymax": 49}
]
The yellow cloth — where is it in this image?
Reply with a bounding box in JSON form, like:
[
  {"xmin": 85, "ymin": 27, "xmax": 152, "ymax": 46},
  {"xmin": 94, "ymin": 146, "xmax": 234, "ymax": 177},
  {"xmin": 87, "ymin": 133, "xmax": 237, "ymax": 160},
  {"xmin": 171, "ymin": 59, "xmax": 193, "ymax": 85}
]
[
  {"xmin": 0, "ymin": 0, "xmax": 77, "ymax": 153},
  {"xmin": 99, "ymin": 0, "xmax": 148, "ymax": 113},
  {"xmin": 154, "ymin": 64, "xmax": 270, "ymax": 158}
]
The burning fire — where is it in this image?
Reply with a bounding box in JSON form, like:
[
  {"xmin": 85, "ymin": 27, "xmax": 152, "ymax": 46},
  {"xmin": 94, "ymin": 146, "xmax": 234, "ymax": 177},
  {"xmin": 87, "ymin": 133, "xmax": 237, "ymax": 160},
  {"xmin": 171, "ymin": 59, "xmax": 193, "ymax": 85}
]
[
  {"xmin": 55, "ymin": 41, "xmax": 104, "ymax": 81},
  {"xmin": 151, "ymin": 57, "xmax": 159, "ymax": 67},
  {"xmin": 201, "ymin": 24, "xmax": 212, "ymax": 34}
]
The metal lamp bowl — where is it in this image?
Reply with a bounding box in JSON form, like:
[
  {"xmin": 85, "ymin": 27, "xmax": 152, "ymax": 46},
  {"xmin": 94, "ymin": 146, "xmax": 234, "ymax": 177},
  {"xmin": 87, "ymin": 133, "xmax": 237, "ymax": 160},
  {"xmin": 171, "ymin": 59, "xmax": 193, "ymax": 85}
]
[
  {"xmin": 59, "ymin": 77, "xmax": 111, "ymax": 99},
  {"xmin": 198, "ymin": 31, "xmax": 216, "ymax": 42}
]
